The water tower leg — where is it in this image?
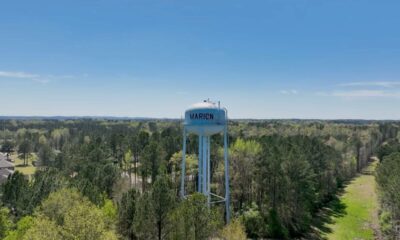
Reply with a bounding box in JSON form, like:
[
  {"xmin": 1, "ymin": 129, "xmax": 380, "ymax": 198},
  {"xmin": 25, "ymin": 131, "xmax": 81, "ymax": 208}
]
[
  {"xmin": 198, "ymin": 135, "xmax": 203, "ymax": 192},
  {"xmin": 180, "ymin": 128, "xmax": 186, "ymax": 198},
  {"xmin": 202, "ymin": 136, "xmax": 208, "ymax": 196},
  {"xmin": 207, "ymin": 136, "xmax": 211, "ymax": 206},
  {"xmin": 224, "ymin": 128, "xmax": 230, "ymax": 223}
]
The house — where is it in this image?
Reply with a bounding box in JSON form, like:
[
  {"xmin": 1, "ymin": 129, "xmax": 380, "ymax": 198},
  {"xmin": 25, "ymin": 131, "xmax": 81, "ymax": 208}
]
[{"xmin": 0, "ymin": 154, "xmax": 14, "ymax": 184}]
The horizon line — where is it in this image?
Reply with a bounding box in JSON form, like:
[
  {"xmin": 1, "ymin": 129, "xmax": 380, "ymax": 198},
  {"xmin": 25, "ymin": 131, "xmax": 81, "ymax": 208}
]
[{"xmin": 1, "ymin": 115, "xmax": 400, "ymax": 122}]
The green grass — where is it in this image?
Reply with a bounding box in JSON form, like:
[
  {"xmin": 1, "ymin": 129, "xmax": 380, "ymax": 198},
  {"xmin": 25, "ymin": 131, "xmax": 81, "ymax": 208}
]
[
  {"xmin": 12, "ymin": 153, "xmax": 38, "ymax": 177},
  {"xmin": 322, "ymin": 161, "xmax": 379, "ymax": 240}
]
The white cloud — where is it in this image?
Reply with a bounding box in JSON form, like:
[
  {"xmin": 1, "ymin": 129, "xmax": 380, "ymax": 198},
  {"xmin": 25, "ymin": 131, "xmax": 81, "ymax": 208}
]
[
  {"xmin": 318, "ymin": 81, "xmax": 400, "ymax": 98},
  {"xmin": 0, "ymin": 70, "xmax": 75, "ymax": 84},
  {"xmin": 280, "ymin": 89, "xmax": 298, "ymax": 95},
  {"xmin": 0, "ymin": 71, "xmax": 39, "ymax": 79},
  {"xmin": 339, "ymin": 81, "xmax": 400, "ymax": 88},
  {"xmin": 321, "ymin": 90, "xmax": 400, "ymax": 98}
]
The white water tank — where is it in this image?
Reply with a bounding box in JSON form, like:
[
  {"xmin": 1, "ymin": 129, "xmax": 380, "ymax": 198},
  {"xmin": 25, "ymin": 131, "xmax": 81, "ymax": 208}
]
[{"xmin": 184, "ymin": 100, "xmax": 227, "ymax": 136}]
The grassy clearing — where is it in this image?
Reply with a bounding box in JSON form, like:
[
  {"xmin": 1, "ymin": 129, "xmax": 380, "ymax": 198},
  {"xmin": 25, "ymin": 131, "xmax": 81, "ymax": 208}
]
[
  {"xmin": 322, "ymin": 160, "xmax": 379, "ymax": 240},
  {"xmin": 12, "ymin": 153, "xmax": 38, "ymax": 177}
]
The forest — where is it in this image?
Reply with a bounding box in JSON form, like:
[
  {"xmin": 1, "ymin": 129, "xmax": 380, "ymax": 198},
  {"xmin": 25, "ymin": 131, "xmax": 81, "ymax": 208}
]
[{"xmin": 0, "ymin": 118, "xmax": 399, "ymax": 239}]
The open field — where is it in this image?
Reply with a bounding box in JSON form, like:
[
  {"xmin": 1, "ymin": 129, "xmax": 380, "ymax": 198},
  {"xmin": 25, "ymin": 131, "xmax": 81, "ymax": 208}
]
[
  {"xmin": 11, "ymin": 153, "xmax": 38, "ymax": 177},
  {"xmin": 321, "ymin": 160, "xmax": 379, "ymax": 240}
]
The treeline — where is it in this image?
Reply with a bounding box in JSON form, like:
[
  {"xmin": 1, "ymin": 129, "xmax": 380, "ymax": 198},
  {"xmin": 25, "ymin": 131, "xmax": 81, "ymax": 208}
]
[
  {"xmin": 0, "ymin": 119, "xmax": 394, "ymax": 239},
  {"xmin": 376, "ymin": 131, "xmax": 400, "ymax": 239},
  {"xmin": 0, "ymin": 120, "xmax": 231, "ymax": 239}
]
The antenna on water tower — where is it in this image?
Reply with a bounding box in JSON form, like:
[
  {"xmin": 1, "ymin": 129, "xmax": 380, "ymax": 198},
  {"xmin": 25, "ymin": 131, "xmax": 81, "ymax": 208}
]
[{"xmin": 180, "ymin": 100, "xmax": 230, "ymax": 223}]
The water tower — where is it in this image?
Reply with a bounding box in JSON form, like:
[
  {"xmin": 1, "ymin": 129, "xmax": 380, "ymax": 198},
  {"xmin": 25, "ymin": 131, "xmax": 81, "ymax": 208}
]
[{"xmin": 180, "ymin": 100, "xmax": 230, "ymax": 222}]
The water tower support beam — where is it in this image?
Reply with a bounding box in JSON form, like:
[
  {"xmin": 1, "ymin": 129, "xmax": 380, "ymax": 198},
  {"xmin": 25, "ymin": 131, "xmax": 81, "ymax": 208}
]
[
  {"xmin": 202, "ymin": 136, "xmax": 208, "ymax": 196},
  {"xmin": 198, "ymin": 135, "xmax": 203, "ymax": 192},
  {"xmin": 180, "ymin": 128, "xmax": 186, "ymax": 198},
  {"xmin": 224, "ymin": 127, "xmax": 230, "ymax": 223},
  {"xmin": 207, "ymin": 136, "xmax": 211, "ymax": 206}
]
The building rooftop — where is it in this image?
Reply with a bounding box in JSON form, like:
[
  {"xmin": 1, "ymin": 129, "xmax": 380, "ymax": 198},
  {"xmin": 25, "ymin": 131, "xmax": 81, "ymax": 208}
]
[
  {"xmin": 0, "ymin": 159, "xmax": 14, "ymax": 169},
  {"xmin": 0, "ymin": 168, "xmax": 13, "ymax": 183}
]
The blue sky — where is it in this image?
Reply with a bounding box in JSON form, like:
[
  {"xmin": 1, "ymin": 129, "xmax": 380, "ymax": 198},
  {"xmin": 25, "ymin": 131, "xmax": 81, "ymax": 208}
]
[{"xmin": 1, "ymin": 0, "xmax": 400, "ymax": 119}]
